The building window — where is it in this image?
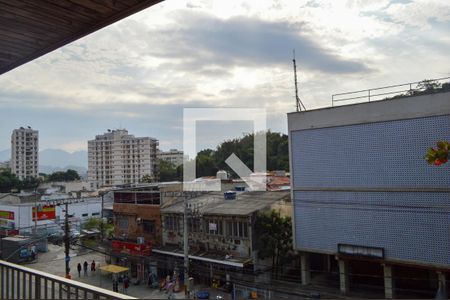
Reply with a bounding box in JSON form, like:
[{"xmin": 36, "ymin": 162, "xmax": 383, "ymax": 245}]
[
  {"xmin": 165, "ymin": 216, "xmax": 179, "ymax": 231},
  {"xmin": 92, "ymin": 212, "xmax": 100, "ymax": 216},
  {"xmin": 188, "ymin": 218, "xmax": 201, "ymax": 233},
  {"xmin": 206, "ymin": 218, "xmax": 223, "ymax": 235},
  {"xmin": 117, "ymin": 216, "xmax": 129, "ymax": 230},
  {"xmin": 82, "ymin": 213, "xmax": 88, "ymax": 217},
  {"xmin": 227, "ymin": 220, "xmax": 248, "ymax": 238},
  {"xmin": 142, "ymin": 220, "xmax": 155, "ymax": 234}
]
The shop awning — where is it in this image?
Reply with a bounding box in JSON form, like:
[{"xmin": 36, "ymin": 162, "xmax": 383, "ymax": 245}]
[
  {"xmin": 153, "ymin": 249, "xmax": 250, "ymax": 268},
  {"xmin": 99, "ymin": 264, "xmax": 129, "ymax": 274}
]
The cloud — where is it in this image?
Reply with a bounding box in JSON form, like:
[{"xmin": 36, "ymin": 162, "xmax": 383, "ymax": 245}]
[
  {"xmin": 143, "ymin": 12, "xmax": 371, "ymax": 74},
  {"xmin": 0, "ymin": 0, "xmax": 449, "ymax": 153},
  {"xmin": 386, "ymin": 0, "xmax": 450, "ymax": 29}
]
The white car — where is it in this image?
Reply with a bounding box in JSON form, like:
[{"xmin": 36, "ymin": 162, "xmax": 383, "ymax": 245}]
[{"xmin": 69, "ymin": 229, "xmax": 81, "ymax": 238}]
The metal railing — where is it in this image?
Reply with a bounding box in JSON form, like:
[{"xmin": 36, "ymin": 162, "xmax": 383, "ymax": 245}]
[
  {"xmin": 331, "ymin": 77, "xmax": 450, "ymax": 107},
  {"xmin": 0, "ymin": 260, "xmax": 136, "ymax": 300}
]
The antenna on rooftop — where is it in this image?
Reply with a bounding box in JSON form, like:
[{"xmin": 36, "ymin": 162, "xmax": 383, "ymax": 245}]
[{"xmin": 293, "ymin": 49, "xmax": 306, "ymax": 112}]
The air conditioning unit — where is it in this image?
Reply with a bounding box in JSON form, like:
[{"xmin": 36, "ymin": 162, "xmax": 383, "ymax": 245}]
[
  {"xmin": 136, "ymin": 217, "xmax": 142, "ymax": 225},
  {"xmin": 137, "ymin": 237, "xmax": 145, "ymax": 244}
]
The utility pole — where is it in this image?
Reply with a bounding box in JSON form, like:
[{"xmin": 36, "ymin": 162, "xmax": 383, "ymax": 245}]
[
  {"xmin": 64, "ymin": 202, "xmax": 70, "ymax": 278},
  {"xmin": 184, "ymin": 193, "xmax": 190, "ymax": 298},
  {"xmin": 46, "ymin": 197, "xmax": 85, "ymax": 279},
  {"xmin": 100, "ymin": 192, "xmax": 104, "ymax": 240},
  {"xmin": 34, "ymin": 186, "xmax": 38, "ymax": 235}
]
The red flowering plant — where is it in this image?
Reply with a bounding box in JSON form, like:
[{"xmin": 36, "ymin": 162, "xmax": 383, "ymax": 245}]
[{"xmin": 425, "ymin": 141, "xmax": 450, "ymax": 166}]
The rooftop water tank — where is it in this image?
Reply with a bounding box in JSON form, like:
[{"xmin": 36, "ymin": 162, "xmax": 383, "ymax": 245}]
[{"xmin": 216, "ymin": 170, "xmax": 228, "ymax": 180}]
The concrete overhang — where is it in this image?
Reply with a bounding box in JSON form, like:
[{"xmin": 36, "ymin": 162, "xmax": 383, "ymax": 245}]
[{"xmin": 0, "ymin": 0, "xmax": 162, "ymax": 75}]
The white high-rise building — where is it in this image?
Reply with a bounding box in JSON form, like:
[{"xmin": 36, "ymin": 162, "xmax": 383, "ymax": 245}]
[
  {"xmin": 157, "ymin": 149, "xmax": 187, "ymax": 167},
  {"xmin": 11, "ymin": 127, "xmax": 39, "ymax": 179},
  {"xmin": 88, "ymin": 129, "xmax": 159, "ymax": 189}
]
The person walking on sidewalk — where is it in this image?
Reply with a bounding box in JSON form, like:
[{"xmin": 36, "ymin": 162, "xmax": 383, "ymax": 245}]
[
  {"xmin": 77, "ymin": 263, "xmax": 82, "ymax": 277},
  {"xmin": 83, "ymin": 261, "xmax": 88, "ymax": 276},
  {"xmin": 123, "ymin": 275, "xmax": 130, "ymax": 294},
  {"xmin": 91, "ymin": 260, "xmax": 96, "ymax": 275},
  {"xmin": 113, "ymin": 277, "xmax": 118, "ymax": 292}
]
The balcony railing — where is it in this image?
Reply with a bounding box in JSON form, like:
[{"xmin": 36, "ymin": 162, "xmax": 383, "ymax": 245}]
[
  {"xmin": 331, "ymin": 76, "xmax": 450, "ymax": 107},
  {"xmin": 0, "ymin": 260, "xmax": 136, "ymax": 299}
]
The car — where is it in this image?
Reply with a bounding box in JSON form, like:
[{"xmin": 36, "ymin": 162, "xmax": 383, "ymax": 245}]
[{"xmin": 69, "ymin": 229, "xmax": 80, "ymax": 238}]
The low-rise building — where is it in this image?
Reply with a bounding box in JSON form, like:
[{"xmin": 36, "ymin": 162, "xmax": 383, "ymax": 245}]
[
  {"xmin": 155, "ymin": 190, "xmax": 290, "ymax": 285},
  {"xmin": 0, "ymin": 196, "xmax": 102, "ymax": 235},
  {"xmin": 110, "ymin": 184, "xmax": 182, "ymax": 280},
  {"xmin": 157, "ymin": 149, "xmax": 186, "ymax": 167}
]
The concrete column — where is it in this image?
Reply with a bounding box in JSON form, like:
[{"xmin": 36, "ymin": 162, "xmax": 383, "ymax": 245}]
[
  {"xmin": 436, "ymin": 271, "xmax": 447, "ymax": 299},
  {"xmin": 338, "ymin": 259, "xmax": 349, "ymax": 294},
  {"xmin": 383, "ymin": 264, "xmax": 395, "ymax": 299},
  {"xmin": 300, "ymin": 253, "xmax": 311, "ymax": 285}
]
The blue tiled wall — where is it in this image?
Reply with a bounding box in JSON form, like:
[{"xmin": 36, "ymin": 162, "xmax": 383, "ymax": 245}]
[{"xmin": 291, "ymin": 115, "xmax": 450, "ymax": 266}]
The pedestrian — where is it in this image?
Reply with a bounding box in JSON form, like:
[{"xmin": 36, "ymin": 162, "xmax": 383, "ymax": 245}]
[
  {"xmin": 113, "ymin": 277, "xmax": 118, "ymax": 292},
  {"xmin": 123, "ymin": 275, "xmax": 129, "ymax": 294},
  {"xmin": 91, "ymin": 260, "xmax": 96, "ymax": 274},
  {"xmin": 83, "ymin": 261, "xmax": 88, "ymax": 276},
  {"xmin": 77, "ymin": 263, "xmax": 82, "ymax": 277}
]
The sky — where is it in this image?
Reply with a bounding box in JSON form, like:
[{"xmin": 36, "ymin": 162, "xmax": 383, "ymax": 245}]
[{"xmin": 0, "ymin": 0, "xmax": 449, "ymax": 153}]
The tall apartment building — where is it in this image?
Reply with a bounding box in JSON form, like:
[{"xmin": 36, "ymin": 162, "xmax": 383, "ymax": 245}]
[
  {"xmin": 11, "ymin": 127, "xmax": 39, "ymax": 179},
  {"xmin": 88, "ymin": 129, "xmax": 158, "ymax": 189},
  {"xmin": 157, "ymin": 149, "xmax": 186, "ymax": 167}
]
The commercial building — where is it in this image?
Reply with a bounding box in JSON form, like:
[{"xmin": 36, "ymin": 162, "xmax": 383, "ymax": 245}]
[
  {"xmin": 11, "ymin": 127, "xmax": 39, "ymax": 179},
  {"xmin": 288, "ymin": 90, "xmax": 450, "ymax": 297},
  {"xmin": 156, "ymin": 190, "xmax": 290, "ymax": 286},
  {"xmin": 157, "ymin": 149, "xmax": 186, "ymax": 167},
  {"xmin": 87, "ymin": 129, "xmax": 159, "ymax": 189},
  {"xmin": 111, "ymin": 183, "xmax": 182, "ymax": 281},
  {"xmin": 0, "ymin": 196, "xmax": 102, "ymax": 236}
]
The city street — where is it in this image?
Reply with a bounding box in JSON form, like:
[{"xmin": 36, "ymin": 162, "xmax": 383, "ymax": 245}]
[{"xmin": 28, "ymin": 244, "xmax": 189, "ymax": 299}]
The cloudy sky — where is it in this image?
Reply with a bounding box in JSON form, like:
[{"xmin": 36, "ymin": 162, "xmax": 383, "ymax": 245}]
[{"xmin": 0, "ymin": 0, "xmax": 449, "ymax": 153}]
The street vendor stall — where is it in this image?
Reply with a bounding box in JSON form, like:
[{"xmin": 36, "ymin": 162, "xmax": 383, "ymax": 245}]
[{"xmin": 99, "ymin": 264, "xmax": 129, "ymax": 289}]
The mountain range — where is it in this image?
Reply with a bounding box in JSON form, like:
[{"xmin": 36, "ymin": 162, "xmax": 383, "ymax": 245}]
[{"xmin": 0, "ymin": 149, "xmax": 87, "ymax": 175}]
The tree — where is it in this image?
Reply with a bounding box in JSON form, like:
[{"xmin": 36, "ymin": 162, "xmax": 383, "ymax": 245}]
[
  {"xmin": 417, "ymin": 79, "xmax": 441, "ymax": 92},
  {"xmin": 141, "ymin": 174, "xmax": 156, "ymax": 183},
  {"xmin": 194, "ymin": 131, "xmax": 289, "ymax": 178},
  {"xmin": 254, "ymin": 210, "xmax": 293, "ymax": 278},
  {"xmin": 0, "ymin": 169, "xmax": 20, "ymax": 193},
  {"xmin": 0, "ymin": 169, "xmax": 40, "ymax": 192},
  {"xmin": 47, "ymin": 169, "xmax": 80, "ymax": 182},
  {"xmin": 425, "ymin": 141, "xmax": 449, "ymax": 166}
]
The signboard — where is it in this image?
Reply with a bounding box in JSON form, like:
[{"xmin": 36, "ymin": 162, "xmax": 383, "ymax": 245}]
[
  {"xmin": 0, "ymin": 219, "xmax": 15, "ymax": 229},
  {"xmin": 32, "ymin": 205, "xmax": 56, "ymax": 221},
  {"xmin": 0, "ymin": 210, "xmax": 14, "ymax": 220},
  {"xmin": 112, "ymin": 240, "xmax": 152, "ymax": 256},
  {"xmin": 338, "ymin": 244, "xmax": 384, "ymax": 259}
]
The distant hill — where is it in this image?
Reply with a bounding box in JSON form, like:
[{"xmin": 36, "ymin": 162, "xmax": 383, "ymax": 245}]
[
  {"xmin": 0, "ymin": 149, "xmax": 9, "ymax": 161},
  {"xmin": 40, "ymin": 149, "xmax": 87, "ymax": 169},
  {"xmin": 0, "ymin": 148, "xmax": 87, "ymax": 174}
]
